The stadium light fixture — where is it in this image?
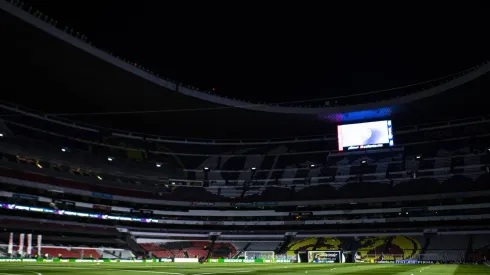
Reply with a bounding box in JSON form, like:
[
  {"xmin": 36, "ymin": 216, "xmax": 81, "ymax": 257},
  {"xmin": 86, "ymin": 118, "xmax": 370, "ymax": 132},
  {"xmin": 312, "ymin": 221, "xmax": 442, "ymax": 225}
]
[
  {"xmin": 361, "ymin": 160, "xmax": 367, "ymax": 164},
  {"xmin": 203, "ymin": 167, "xmax": 209, "ymax": 171},
  {"xmin": 309, "ymin": 164, "xmax": 315, "ymax": 168},
  {"xmin": 251, "ymin": 167, "xmax": 256, "ymax": 171},
  {"xmin": 61, "ymin": 147, "xmax": 68, "ymax": 152},
  {"xmin": 97, "ymin": 175, "xmax": 103, "ymax": 180},
  {"xmin": 416, "ymin": 155, "xmax": 422, "ymax": 159},
  {"xmin": 0, "ymin": 133, "xmax": 3, "ymax": 137},
  {"xmin": 156, "ymin": 163, "xmax": 162, "ymax": 168},
  {"xmin": 107, "ymin": 157, "xmax": 113, "ymax": 162}
]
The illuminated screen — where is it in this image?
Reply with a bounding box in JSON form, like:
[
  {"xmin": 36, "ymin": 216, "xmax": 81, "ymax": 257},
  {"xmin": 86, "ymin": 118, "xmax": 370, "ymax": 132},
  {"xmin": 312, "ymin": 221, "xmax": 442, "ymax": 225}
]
[{"xmin": 337, "ymin": 120, "xmax": 393, "ymax": 151}]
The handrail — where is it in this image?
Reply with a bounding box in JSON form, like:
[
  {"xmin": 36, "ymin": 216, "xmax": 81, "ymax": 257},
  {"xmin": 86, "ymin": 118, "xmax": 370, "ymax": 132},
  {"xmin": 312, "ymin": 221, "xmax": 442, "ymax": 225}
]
[{"xmin": 1, "ymin": 103, "xmax": 489, "ymax": 147}]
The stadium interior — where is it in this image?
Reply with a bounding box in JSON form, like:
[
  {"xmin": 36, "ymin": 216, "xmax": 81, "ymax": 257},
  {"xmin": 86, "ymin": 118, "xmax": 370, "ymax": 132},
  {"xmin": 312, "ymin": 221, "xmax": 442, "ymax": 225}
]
[{"xmin": 1, "ymin": 0, "xmax": 489, "ymax": 274}]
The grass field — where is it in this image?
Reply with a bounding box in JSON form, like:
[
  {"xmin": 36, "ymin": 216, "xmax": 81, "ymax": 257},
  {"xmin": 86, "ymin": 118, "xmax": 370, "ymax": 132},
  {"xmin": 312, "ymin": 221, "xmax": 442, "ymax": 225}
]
[{"xmin": 0, "ymin": 263, "xmax": 489, "ymax": 275}]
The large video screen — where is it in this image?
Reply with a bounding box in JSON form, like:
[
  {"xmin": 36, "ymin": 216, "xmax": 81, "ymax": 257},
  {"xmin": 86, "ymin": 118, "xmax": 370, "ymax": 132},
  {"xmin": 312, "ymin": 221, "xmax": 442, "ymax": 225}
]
[{"xmin": 337, "ymin": 120, "xmax": 393, "ymax": 151}]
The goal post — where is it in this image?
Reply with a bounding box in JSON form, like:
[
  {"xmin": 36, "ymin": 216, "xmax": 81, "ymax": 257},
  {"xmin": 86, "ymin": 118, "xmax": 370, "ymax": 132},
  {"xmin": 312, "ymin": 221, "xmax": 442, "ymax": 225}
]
[{"xmin": 243, "ymin": 251, "xmax": 275, "ymax": 260}]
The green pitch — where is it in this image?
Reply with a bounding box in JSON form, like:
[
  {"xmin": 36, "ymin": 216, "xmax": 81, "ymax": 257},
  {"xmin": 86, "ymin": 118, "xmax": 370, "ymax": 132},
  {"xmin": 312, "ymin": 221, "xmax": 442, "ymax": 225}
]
[{"xmin": 0, "ymin": 263, "xmax": 488, "ymax": 275}]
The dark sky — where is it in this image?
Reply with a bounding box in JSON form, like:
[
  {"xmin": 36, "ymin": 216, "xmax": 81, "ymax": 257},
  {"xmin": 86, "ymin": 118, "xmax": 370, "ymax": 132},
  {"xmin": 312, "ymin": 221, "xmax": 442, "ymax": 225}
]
[{"xmin": 15, "ymin": 0, "xmax": 490, "ymax": 103}]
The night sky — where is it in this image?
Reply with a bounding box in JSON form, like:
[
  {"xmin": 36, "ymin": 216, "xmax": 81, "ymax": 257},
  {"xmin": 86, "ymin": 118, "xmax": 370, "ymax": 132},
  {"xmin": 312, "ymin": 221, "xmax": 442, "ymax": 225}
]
[{"xmin": 16, "ymin": 0, "xmax": 489, "ymax": 104}]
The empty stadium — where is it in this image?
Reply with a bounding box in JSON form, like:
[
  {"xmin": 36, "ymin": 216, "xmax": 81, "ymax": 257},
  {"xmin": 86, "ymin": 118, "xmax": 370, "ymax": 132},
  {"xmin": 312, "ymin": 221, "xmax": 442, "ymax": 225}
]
[{"xmin": 1, "ymin": 0, "xmax": 489, "ymax": 274}]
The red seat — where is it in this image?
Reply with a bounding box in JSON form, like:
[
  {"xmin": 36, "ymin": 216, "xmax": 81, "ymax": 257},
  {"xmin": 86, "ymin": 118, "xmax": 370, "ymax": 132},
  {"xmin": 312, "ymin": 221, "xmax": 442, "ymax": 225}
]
[
  {"xmin": 152, "ymin": 251, "xmax": 173, "ymax": 258},
  {"xmin": 41, "ymin": 248, "xmax": 80, "ymax": 258},
  {"xmin": 72, "ymin": 248, "xmax": 101, "ymax": 258}
]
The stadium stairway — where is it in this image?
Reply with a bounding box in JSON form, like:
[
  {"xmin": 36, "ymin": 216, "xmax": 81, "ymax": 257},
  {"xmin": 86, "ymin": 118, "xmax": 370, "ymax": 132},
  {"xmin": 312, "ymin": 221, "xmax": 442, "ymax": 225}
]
[
  {"xmin": 239, "ymin": 186, "xmax": 247, "ymax": 200},
  {"xmin": 312, "ymin": 237, "xmax": 325, "ymax": 251},
  {"xmin": 125, "ymin": 235, "xmax": 144, "ymax": 256},
  {"xmin": 206, "ymin": 236, "xmax": 217, "ymax": 260},
  {"xmin": 102, "ymin": 250, "xmax": 119, "ymax": 259},
  {"xmin": 276, "ymin": 235, "xmax": 294, "ymax": 255},
  {"xmin": 420, "ymin": 236, "xmax": 431, "ymax": 260},
  {"xmin": 420, "ymin": 237, "xmax": 430, "ymax": 260},
  {"xmin": 384, "ymin": 237, "xmax": 394, "ymax": 256},
  {"xmin": 408, "ymin": 237, "xmax": 422, "ymax": 259},
  {"xmin": 233, "ymin": 242, "xmax": 251, "ymax": 258},
  {"xmin": 466, "ymin": 235, "xmax": 473, "ymax": 262}
]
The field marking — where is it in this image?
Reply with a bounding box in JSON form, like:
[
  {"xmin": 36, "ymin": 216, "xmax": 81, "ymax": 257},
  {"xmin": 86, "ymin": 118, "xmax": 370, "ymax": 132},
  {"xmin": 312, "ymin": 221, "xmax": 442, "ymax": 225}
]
[
  {"xmin": 0, "ymin": 266, "xmax": 182, "ymax": 275},
  {"xmin": 118, "ymin": 270, "xmax": 183, "ymax": 275},
  {"xmin": 59, "ymin": 267, "xmax": 184, "ymax": 275},
  {"xmin": 193, "ymin": 270, "xmax": 253, "ymax": 275},
  {"xmin": 0, "ymin": 272, "xmax": 42, "ymax": 275}
]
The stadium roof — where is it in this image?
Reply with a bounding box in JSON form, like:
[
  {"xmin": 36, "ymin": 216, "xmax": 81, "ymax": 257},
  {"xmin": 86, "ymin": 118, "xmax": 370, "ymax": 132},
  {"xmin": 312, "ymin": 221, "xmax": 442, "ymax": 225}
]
[{"xmin": 2, "ymin": 1, "xmax": 489, "ymax": 139}]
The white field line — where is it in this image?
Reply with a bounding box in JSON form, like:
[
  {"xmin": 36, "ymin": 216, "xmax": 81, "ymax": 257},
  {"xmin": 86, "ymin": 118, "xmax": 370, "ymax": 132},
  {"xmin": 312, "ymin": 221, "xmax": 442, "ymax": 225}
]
[{"xmin": 1, "ymin": 266, "xmax": 182, "ymax": 275}]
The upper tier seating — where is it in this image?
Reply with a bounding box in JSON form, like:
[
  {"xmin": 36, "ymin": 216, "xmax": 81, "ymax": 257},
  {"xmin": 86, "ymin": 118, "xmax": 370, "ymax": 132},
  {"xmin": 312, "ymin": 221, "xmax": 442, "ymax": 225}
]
[
  {"xmin": 1, "ymin": 124, "xmax": 489, "ymax": 198},
  {"xmin": 211, "ymin": 243, "xmax": 236, "ymax": 258},
  {"xmin": 1, "ymin": 164, "xmax": 488, "ymax": 202},
  {"xmin": 424, "ymin": 235, "xmax": 468, "ymax": 262},
  {"xmin": 427, "ymin": 235, "xmax": 468, "ymax": 250},
  {"xmin": 247, "ymin": 242, "xmax": 280, "ymax": 251}
]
